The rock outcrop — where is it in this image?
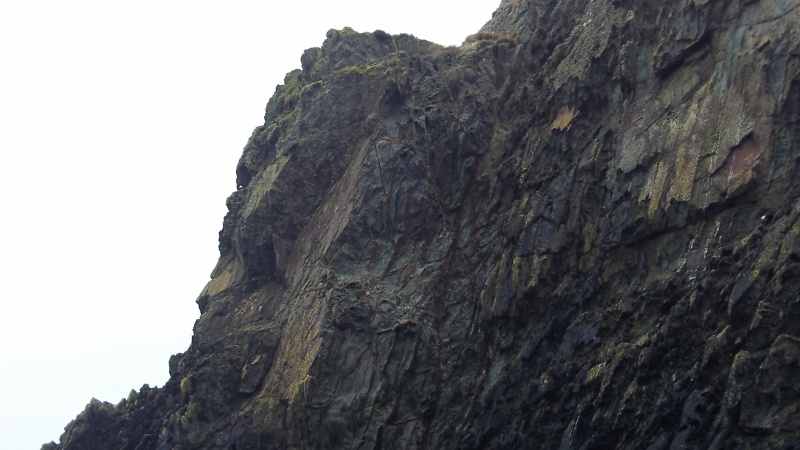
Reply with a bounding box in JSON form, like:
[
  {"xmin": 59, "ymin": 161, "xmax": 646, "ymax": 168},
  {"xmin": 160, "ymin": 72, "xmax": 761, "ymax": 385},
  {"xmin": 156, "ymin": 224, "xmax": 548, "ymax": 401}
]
[{"xmin": 46, "ymin": 0, "xmax": 800, "ymax": 448}]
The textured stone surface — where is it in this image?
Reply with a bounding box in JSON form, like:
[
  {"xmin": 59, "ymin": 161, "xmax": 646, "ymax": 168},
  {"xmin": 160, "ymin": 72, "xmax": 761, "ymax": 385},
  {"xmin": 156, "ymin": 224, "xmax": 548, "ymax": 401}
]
[{"xmin": 47, "ymin": 0, "xmax": 800, "ymax": 448}]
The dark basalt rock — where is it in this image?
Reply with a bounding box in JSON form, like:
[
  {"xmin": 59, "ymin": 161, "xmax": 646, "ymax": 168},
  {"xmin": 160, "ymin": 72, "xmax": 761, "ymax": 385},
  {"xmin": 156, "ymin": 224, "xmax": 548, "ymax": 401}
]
[{"xmin": 46, "ymin": 0, "xmax": 800, "ymax": 448}]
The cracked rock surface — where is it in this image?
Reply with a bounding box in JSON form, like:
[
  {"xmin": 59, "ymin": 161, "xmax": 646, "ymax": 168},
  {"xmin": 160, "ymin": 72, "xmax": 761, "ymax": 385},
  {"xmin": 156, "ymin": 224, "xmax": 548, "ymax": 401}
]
[{"xmin": 46, "ymin": 0, "xmax": 800, "ymax": 448}]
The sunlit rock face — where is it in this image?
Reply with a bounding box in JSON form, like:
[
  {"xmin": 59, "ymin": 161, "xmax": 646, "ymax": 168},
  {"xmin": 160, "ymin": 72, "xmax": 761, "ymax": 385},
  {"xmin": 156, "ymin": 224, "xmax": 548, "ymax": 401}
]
[{"xmin": 47, "ymin": 0, "xmax": 800, "ymax": 448}]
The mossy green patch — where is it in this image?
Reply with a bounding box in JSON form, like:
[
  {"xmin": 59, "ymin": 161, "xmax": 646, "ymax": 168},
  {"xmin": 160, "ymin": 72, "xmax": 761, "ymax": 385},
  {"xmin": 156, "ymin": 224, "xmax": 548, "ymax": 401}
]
[
  {"xmin": 243, "ymin": 156, "xmax": 289, "ymax": 218},
  {"xmin": 278, "ymin": 108, "xmax": 299, "ymax": 129},
  {"xmin": 327, "ymin": 62, "xmax": 384, "ymax": 81}
]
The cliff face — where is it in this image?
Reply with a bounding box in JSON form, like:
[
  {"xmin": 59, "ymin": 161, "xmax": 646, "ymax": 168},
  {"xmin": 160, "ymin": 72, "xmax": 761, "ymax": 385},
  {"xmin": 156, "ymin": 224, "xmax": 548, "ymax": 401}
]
[{"xmin": 47, "ymin": 0, "xmax": 800, "ymax": 448}]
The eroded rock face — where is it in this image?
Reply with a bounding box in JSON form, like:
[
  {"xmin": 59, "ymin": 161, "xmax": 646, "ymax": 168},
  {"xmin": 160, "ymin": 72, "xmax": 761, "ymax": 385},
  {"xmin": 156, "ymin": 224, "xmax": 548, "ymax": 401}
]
[{"xmin": 47, "ymin": 1, "xmax": 800, "ymax": 448}]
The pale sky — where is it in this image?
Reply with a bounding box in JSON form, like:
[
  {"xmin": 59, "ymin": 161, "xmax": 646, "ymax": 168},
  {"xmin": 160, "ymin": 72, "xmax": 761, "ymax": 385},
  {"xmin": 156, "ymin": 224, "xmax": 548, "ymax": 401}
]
[{"xmin": 0, "ymin": 1, "xmax": 499, "ymax": 448}]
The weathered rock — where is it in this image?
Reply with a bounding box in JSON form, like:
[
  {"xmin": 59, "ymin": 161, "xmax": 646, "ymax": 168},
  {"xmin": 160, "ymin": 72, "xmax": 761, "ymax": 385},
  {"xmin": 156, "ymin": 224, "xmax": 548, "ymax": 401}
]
[{"xmin": 46, "ymin": 0, "xmax": 800, "ymax": 448}]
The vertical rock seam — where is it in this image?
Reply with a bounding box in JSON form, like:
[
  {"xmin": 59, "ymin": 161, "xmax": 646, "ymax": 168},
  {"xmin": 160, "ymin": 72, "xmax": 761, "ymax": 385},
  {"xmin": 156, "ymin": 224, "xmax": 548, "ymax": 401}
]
[{"xmin": 46, "ymin": 1, "xmax": 800, "ymax": 448}]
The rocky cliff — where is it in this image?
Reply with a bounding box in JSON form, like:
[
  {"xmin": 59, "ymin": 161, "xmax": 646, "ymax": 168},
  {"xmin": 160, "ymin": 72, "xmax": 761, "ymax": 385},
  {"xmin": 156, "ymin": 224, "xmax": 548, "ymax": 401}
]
[{"xmin": 46, "ymin": 0, "xmax": 800, "ymax": 448}]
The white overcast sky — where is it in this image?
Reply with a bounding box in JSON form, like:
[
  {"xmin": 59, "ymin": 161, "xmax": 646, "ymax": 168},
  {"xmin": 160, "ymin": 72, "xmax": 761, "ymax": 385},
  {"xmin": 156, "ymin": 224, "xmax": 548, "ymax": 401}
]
[{"xmin": 0, "ymin": 1, "xmax": 499, "ymax": 448}]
